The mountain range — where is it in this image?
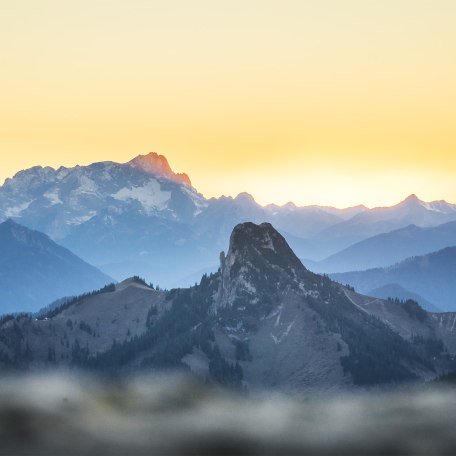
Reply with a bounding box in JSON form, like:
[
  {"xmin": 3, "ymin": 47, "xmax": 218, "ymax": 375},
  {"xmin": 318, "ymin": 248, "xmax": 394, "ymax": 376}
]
[
  {"xmin": 1, "ymin": 152, "xmax": 456, "ymax": 288},
  {"xmin": 365, "ymin": 284, "xmax": 440, "ymax": 313},
  {"xmin": 1, "ymin": 222, "xmax": 455, "ymax": 391},
  {"xmin": 309, "ymin": 194, "xmax": 456, "ymax": 258},
  {"xmin": 0, "ymin": 220, "xmax": 112, "ymax": 314},
  {"xmin": 311, "ymin": 220, "xmax": 456, "ymax": 273},
  {"xmin": 332, "ymin": 247, "xmax": 456, "ymax": 312}
]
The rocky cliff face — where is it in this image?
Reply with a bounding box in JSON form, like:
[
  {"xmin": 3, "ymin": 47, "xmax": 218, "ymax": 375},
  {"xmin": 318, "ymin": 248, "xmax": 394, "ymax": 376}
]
[
  {"xmin": 129, "ymin": 152, "xmax": 192, "ymax": 187},
  {"xmin": 217, "ymin": 222, "xmax": 311, "ymax": 310}
]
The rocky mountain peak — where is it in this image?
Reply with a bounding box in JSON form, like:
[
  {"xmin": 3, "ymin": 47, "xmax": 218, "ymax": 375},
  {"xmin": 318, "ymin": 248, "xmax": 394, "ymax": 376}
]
[
  {"xmin": 128, "ymin": 152, "xmax": 192, "ymax": 187},
  {"xmin": 401, "ymin": 194, "xmax": 421, "ymax": 206},
  {"xmin": 394, "ymin": 194, "xmax": 456, "ymax": 215},
  {"xmin": 217, "ymin": 222, "xmax": 310, "ymax": 309},
  {"xmin": 226, "ymin": 222, "xmax": 303, "ymax": 268},
  {"xmin": 234, "ymin": 192, "xmax": 256, "ymax": 204}
]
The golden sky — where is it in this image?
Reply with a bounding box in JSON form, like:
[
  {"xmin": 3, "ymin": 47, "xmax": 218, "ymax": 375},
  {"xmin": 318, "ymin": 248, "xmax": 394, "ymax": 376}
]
[{"xmin": 1, "ymin": 0, "xmax": 455, "ymax": 207}]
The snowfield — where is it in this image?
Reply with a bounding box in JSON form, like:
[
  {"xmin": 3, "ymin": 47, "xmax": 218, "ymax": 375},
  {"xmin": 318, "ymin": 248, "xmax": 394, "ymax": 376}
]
[{"xmin": 111, "ymin": 179, "xmax": 171, "ymax": 213}]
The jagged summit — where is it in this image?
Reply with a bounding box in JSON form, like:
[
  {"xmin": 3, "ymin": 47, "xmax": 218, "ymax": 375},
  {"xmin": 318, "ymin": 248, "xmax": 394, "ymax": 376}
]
[
  {"xmin": 394, "ymin": 194, "xmax": 456, "ymax": 215},
  {"xmin": 129, "ymin": 152, "xmax": 192, "ymax": 187},
  {"xmin": 405, "ymin": 193, "xmax": 419, "ymax": 201},
  {"xmin": 404, "ymin": 193, "xmax": 419, "ymax": 201},
  {"xmin": 218, "ymin": 222, "xmax": 312, "ymax": 309},
  {"xmin": 399, "ymin": 194, "xmax": 422, "ymax": 206},
  {"xmin": 224, "ymin": 222, "xmax": 305, "ymax": 273}
]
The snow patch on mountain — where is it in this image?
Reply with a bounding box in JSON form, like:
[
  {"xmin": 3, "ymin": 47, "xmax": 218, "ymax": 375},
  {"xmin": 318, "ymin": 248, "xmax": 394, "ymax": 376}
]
[
  {"xmin": 419, "ymin": 200, "xmax": 456, "ymax": 214},
  {"xmin": 68, "ymin": 211, "xmax": 97, "ymax": 225},
  {"xmin": 73, "ymin": 175, "xmax": 99, "ymax": 196},
  {"xmin": 4, "ymin": 201, "xmax": 33, "ymax": 217},
  {"xmin": 112, "ymin": 179, "xmax": 171, "ymax": 213},
  {"xmin": 44, "ymin": 190, "xmax": 62, "ymax": 205},
  {"xmin": 271, "ymin": 321, "xmax": 295, "ymax": 344},
  {"xmin": 180, "ymin": 186, "xmax": 208, "ymax": 215}
]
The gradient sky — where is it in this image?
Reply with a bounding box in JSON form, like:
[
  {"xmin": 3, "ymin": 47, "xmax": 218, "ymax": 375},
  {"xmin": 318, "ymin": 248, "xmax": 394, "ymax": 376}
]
[{"xmin": 1, "ymin": 0, "xmax": 455, "ymax": 207}]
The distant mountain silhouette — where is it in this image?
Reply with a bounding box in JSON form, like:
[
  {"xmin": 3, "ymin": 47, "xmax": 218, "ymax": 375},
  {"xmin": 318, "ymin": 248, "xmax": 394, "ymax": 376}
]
[
  {"xmin": 366, "ymin": 283, "xmax": 441, "ymax": 313},
  {"xmin": 313, "ymin": 221, "xmax": 456, "ymax": 273},
  {"xmin": 310, "ymin": 195, "xmax": 456, "ymax": 258},
  {"xmin": 0, "ymin": 220, "xmax": 113, "ymax": 314},
  {"xmin": 332, "ymin": 247, "xmax": 456, "ymax": 311}
]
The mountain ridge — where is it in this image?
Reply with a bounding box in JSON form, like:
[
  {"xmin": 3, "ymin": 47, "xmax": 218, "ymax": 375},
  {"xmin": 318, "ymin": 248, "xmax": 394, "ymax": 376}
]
[
  {"xmin": 0, "ymin": 155, "xmax": 368, "ymax": 286},
  {"xmin": 129, "ymin": 152, "xmax": 192, "ymax": 187},
  {"xmin": 0, "ymin": 219, "xmax": 113, "ymax": 314},
  {"xmin": 332, "ymin": 246, "xmax": 456, "ymax": 311},
  {"xmin": 309, "ymin": 194, "xmax": 456, "ymax": 257},
  {"xmin": 2, "ymin": 154, "xmax": 456, "ymax": 287},
  {"xmin": 1, "ymin": 222, "xmax": 454, "ymax": 390},
  {"xmin": 312, "ymin": 220, "xmax": 456, "ymax": 273}
]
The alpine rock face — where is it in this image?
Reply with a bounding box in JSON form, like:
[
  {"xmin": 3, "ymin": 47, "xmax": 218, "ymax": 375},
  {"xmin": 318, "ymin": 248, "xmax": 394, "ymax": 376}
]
[
  {"xmin": 0, "ymin": 152, "xmax": 205, "ymax": 240},
  {"xmin": 1, "ymin": 222, "xmax": 454, "ymax": 391}
]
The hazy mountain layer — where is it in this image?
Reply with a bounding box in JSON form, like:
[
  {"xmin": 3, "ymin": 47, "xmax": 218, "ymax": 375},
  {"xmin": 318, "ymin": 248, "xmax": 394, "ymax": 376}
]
[
  {"xmin": 310, "ymin": 194, "xmax": 456, "ymax": 257},
  {"xmin": 366, "ymin": 284, "xmax": 440, "ymax": 313},
  {"xmin": 333, "ymin": 247, "xmax": 456, "ymax": 311},
  {"xmin": 2, "ymin": 153, "xmax": 456, "ymax": 288},
  {"xmin": 313, "ymin": 220, "xmax": 456, "ymax": 273},
  {"xmin": 0, "ymin": 220, "xmax": 113, "ymax": 314},
  {"xmin": 10, "ymin": 153, "xmax": 455, "ymax": 285}
]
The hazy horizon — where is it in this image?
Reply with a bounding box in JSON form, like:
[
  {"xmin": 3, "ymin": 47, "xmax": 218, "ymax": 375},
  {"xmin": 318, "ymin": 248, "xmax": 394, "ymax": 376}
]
[
  {"xmin": 2, "ymin": 152, "xmax": 455, "ymax": 210},
  {"xmin": 2, "ymin": 1, "xmax": 456, "ymax": 207}
]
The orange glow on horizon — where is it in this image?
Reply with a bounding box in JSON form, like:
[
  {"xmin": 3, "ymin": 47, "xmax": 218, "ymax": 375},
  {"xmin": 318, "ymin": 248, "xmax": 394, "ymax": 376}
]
[{"xmin": 1, "ymin": 1, "xmax": 456, "ymax": 208}]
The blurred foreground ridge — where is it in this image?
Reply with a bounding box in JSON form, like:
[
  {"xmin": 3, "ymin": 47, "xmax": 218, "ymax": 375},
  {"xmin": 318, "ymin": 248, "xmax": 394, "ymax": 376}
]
[{"xmin": 0, "ymin": 374, "xmax": 456, "ymax": 456}]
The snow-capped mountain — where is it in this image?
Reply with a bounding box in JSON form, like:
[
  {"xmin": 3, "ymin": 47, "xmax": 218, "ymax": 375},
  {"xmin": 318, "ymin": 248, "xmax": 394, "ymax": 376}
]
[
  {"xmin": 0, "ymin": 153, "xmax": 206, "ymax": 240},
  {"xmin": 1, "ymin": 153, "xmax": 456, "ymax": 286},
  {"xmin": 0, "ymin": 153, "xmax": 213, "ymax": 285},
  {"xmin": 0, "ymin": 153, "xmax": 367, "ymax": 285}
]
